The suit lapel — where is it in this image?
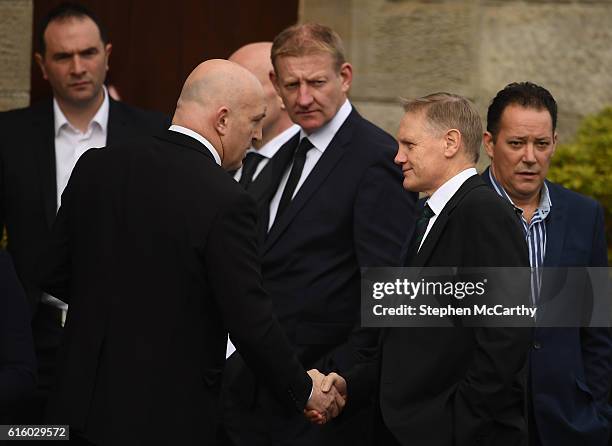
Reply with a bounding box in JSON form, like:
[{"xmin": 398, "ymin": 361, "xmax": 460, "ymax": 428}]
[
  {"xmin": 249, "ymin": 134, "xmax": 297, "ymax": 203},
  {"xmin": 247, "ymin": 160, "xmax": 273, "ymax": 200},
  {"xmin": 542, "ymin": 181, "xmax": 566, "ymax": 267},
  {"xmin": 33, "ymin": 100, "xmax": 58, "ymax": 229},
  {"xmin": 484, "ymin": 169, "xmax": 565, "ymax": 266},
  {"xmin": 481, "ymin": 166, "xmax": 493, "ymax": 188},
  {"xmin": 263, "ymin": 111, "xmax": 356, "ymax": 254},
  {"xmin": 410, "ymin": 175, "xmax": 484, "ymax": 267},
  {"xmin": 252, "ymin": 135, "xmax": 298, "ymax": 246},
  {"xmin": 410, "ymin": 214, "xmax": 448, "ymax": 267}
]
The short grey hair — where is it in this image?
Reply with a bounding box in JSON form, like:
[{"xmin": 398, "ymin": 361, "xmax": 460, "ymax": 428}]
[{"xmin": 401, "ymin": 92, "xmax": 482, "ymax": 163}]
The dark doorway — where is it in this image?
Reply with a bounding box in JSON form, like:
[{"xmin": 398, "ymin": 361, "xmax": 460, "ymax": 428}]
[{"xmin": 31, "ymin": 0, "xmax": 299, "ymax": 115}]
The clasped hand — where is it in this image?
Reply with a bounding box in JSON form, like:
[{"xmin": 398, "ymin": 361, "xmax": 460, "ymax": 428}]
[{"xmin": 303, "ymin": 369, "xmax": 347, "ymax": 425}]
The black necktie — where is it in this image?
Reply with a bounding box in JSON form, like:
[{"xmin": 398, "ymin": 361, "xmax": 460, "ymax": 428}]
[
  {"xmin": 276, "ymin": 138, "xmax": 313, "ymax": 218},
  {"xmin": 239, "ymin": 152, "xmax": 265, "ymax": 189},
  {"xmin": 414, "ymin": 204, "xmax": 435, "ymax": 251}
]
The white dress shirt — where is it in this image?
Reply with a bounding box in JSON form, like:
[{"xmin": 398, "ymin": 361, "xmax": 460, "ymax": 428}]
[
  {"xmin": 54, "ymin": 87, "xmax": 109, "ymax": 211},
  {"xmin": 267, "ymin": 99, "xmax": 352, "ymax": 229},
  {"xmin": 234, "ymin": 124, "xmax": 300, "ymax": 183},
  {"xmin": 419, "ymin": 167, "xmax": 478, "ymax": 251},
  {"xmin": 168, "ymin": 125, "xmax": 221, "ymax": 166}
]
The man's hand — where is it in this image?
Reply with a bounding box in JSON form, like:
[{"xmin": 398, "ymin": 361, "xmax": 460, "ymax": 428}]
[{"xmin": 304, "ymin": 370, "xmax": 347, "ymax": 425}]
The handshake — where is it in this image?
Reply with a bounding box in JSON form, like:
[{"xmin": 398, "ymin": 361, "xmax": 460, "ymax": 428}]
[{"xmin": 304, "ymin": 369, "xmax": 347, "ymax": 425}]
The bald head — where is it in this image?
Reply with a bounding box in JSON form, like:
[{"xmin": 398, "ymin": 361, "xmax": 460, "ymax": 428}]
[
  {"xmin": 176, "ymin": 59, "xmax": 262, "ymax": 115},
  {"xmin": 229, "ymin": 42, "xmax": 273, "ymax": 83},
  {"xmin": 229, "ymin": 43, "xmax": 293, "ymax": 148},
  {"xmin": 173, "ymin": 59, "xmax": 266, "ymax": 170}
]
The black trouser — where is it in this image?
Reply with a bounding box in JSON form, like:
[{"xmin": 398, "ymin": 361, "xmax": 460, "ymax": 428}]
[
  {"xmin": 13, "ymin": 303, "xmax": 64, "ymax": 424},
  {"xmin": 527, "ymin": 373, "xmax": 542, "ymax": 446}
]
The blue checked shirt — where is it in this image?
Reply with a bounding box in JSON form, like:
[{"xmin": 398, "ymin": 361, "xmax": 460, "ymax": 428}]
[{"xmin": 489, "ymin": 169, "xmax": 551, "ymax": 305}]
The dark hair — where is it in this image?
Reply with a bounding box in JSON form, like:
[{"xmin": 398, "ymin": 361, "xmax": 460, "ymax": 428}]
[
  {"xmin": 486, "ymin": 82, "xmax": 557, "ymax": 140},
  {"xmin": 38, "ymin": 2, "xmax": 108, "ymax": 55}
]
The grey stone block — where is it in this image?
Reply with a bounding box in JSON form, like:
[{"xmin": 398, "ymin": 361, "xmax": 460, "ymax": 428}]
[
  {"xmin": 0, "ymin": 0, "xmax": 33, "ymax": 92},
  {"xmin": 0, "ymin": 90, "xmax": 30, "ymax": 111}
]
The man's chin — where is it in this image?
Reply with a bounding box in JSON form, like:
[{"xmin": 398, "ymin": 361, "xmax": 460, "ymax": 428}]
[
  {"xmin": 514, "ymin": 178, "xmax": 544, "ymax": 192},
  {"xmin": 402, "ymin": 179, "xmax": 419, "ymax": 193},
  {"xmin": 296, "ymin": 117, "xmax": 323, "ymax": 134},
  {"xmin": 62, "ymin": 91, "xmax": 99, "ymax": 107}
]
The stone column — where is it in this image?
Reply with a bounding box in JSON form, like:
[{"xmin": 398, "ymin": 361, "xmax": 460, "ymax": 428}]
[{"xmin": 0, "ymin": 0, "xmax": 33, "ymax": 111}]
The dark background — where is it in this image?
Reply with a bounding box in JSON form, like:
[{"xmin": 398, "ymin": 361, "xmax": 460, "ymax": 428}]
[{"xmin": 31, "ymin": 0, "xmax": 299, "ymax": 115}]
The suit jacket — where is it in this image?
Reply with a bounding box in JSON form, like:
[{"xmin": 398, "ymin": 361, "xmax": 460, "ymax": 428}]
[
  {"xmin": 261, "ymin": 109, "xmax": 415, "ymax": 371},
  {"xmin": 0, "ymin": 250, "xmax": 36, "ymax": 419},
  {"xmin": 224, "ymin": 109, "xmax": 416, "ymax": 444},
  {"xmin": 246, "ymin": 138, "xmax": 296, "ymax": 204},
  {"xmin": 348, "ymin": 174, "xmax": 532, "ymax": 446},
  {"xmin": 483, "ymin": 171, "xmax": 612, "ymax": 445},
  {"xmin": 37, "ymin": 130, "xmax": 312, "ymax": 445},
  {"xmin": 0, "ymin": 98, "xmax": 170, "ymax": 313}
]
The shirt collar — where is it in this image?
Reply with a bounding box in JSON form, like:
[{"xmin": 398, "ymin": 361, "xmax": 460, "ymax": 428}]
[
  {"xmin": 299, "ymin": 99, "xmax": 352, "ymax": 153},
  {"xmin": 168, "ymin": 125, "xmax": 222, "ymax": 166},
  {"xmin": 538, "ymin": 182, "xmax": 552, "ymax": 218},
  {"xmin": 488, "ymin": 167, "xmax": 552, "ymax": 219},
  {"xmin": 53, "ymin": 85, "xmax": 110, "ymax": 136},
  {"xmin": 256, "ymin": 124, "xmax": 300, "ymax": 159},
  {"xmin": 426, "ymin": 168, "xmax": 478, "ymax": 216}
]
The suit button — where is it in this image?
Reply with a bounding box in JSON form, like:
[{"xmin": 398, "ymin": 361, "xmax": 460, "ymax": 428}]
[{"xmin": 533, "ymin": 341, "xmax": 541, "ymax": 350}]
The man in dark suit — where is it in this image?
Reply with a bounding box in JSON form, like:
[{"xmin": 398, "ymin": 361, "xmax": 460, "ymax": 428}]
[
  {"xmin": 38, "ymin": 59, "xmax": 343, "ymax": 446},
  {"xmin": 222, "ymin": 23, "xmax": 416, "ymax": 445},
  {"xmin": 482, "ymin": 82, "xmax": 612, "ymax": 446},
  {"xmin": 0, "ymin": 2, "xmax": 169, "ymax": 422},
  {"xmin": 0, "ymin": 250, "xmax": 36, "ymax": 422},
  {"xmin": 337, "ymin": 92, "xmax": 532, "ymax": 446}
]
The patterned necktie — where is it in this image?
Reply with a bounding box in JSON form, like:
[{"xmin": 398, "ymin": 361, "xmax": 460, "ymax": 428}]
[
  {"xmin": 414, "ymin": 204, "xmax": 435, "ymax": 251},
  {"xmin": 276, "ymin": 138, "xmax": 313, "ymax": 218},
  {"xmin": 239, "ymin": 152, "xmax": 265, "ymax": 189}
]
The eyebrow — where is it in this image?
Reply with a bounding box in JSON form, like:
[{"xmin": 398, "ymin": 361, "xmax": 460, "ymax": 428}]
[
  {"xmin": 283, "ymin": 72, "xmax": 328, "ymax": 82},
  {"xmin": 507, "ymin": 135, "xmax": 551, "ymax": 140},
  {"xmin": 52, "ymin": 47, "xmax": 99, "ymax": 57}
]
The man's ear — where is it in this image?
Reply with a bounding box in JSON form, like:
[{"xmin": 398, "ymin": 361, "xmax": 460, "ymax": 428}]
[
  {"xmin": 278, "ymin": 94, "xmax": 286, "ymax": 111},
  {"xmin": 338, "ymin": 63, "xmax": 353, "ymax": 94},
  {"xmin": 443, "ymin": 128, "xmax": 461, "ymax": 158},
  {"xmin": 35, "ymin": 53, "xmax": 48, "ymax": 80},
  {"xmin": 214, "ymin": 106, "xmax": 230, "ymax": 136},
  {"xmin": 551, "ymin": 131, "xmax": 558, "ymax": 157},
  {"xmin": 104, "ymin": 43, "xmax": 112, "ymax": 71},
  {"xmin": 270, "ymin": 69, "xmax": 286, "ymax": 110},
  {"xmin": 483, "ymin": 131, "xmax": 495, "ymax": 159},
  {"xmin": 270, "ymin": 69, "xmax": 282, "ymax": 96}
]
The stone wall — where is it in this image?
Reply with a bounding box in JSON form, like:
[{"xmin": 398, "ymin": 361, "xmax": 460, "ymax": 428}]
[
  {"xmin": 2, "ymin": 0, "xmax": 611, "ymax": 141},
  {"xmin": 0, "ymin": 0, "xmax": 32, "ymax": 111},
  {"xmin": 300, "ymin": 0, "xmax": 612, "ymax": 152}
]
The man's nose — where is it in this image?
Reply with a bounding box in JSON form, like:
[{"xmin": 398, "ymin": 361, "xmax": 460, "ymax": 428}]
[
  {"xmin": 394, "ymin": 148, "xmax": 406, "ymax": 166},
  {"xmin": 296, "ymin": 84, "xmax": 313, "ymax": 107},
  {"xmin": 522, "ymin": 143, "xmax": 536, "ymax": 164},
  {"xmin": 252, "ymin": 125, "xmax": 263, "ymax": 143},
  {"xmin": 70, "ymin": 55, "xmax": 86, "ymax": 75}
]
